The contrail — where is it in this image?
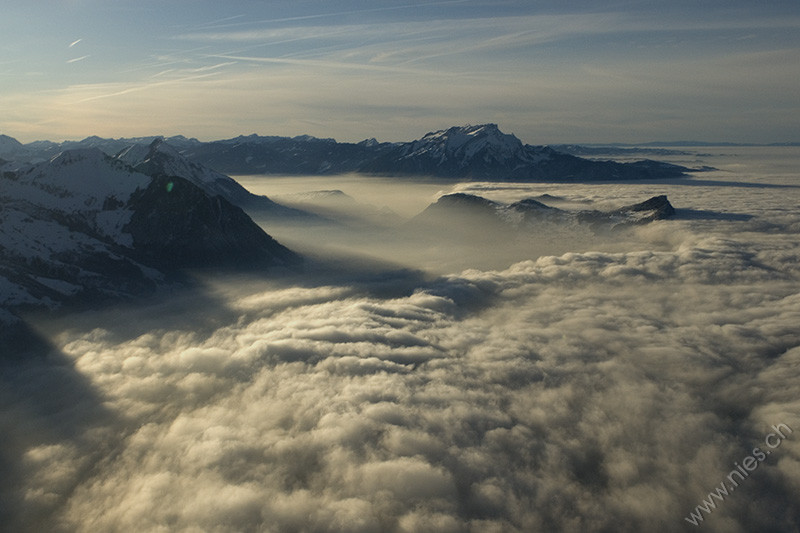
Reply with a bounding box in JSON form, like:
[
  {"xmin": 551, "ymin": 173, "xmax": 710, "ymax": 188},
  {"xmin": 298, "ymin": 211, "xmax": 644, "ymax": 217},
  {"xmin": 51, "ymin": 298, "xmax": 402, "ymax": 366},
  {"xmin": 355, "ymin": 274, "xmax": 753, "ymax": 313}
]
[
  {"xmin": 192, "ymin": 14, "xmax": 247, "ymax": 31},
  {"xmin": 187, "ymin": 0, "xmax": 471, "ymax": 31},
  {"xmin": 69, "ymin": 39, "xmax": 82, "ymax": 48},
  {"xmin": 67, "ymin": 55, "xmax": 90, "ymax": 63},
  {"xmin": 209, "ymin": 53, "xmax": 448, "ymax": 76},
  {"xmin": 75, "ymin": 72, "xmax": 221, "ymax": 103}
]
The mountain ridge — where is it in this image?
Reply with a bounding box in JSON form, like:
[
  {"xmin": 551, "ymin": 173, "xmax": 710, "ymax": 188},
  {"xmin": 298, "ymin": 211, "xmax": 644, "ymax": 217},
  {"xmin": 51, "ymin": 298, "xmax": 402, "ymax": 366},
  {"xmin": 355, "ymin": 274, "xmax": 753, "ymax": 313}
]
[
  {"xmin": 1, "ymin": 125, "xmax": 695, "ymax": 181},
  {"xmin": 411, "ymin": 192, "xmax": 677, "ymax": 236}
]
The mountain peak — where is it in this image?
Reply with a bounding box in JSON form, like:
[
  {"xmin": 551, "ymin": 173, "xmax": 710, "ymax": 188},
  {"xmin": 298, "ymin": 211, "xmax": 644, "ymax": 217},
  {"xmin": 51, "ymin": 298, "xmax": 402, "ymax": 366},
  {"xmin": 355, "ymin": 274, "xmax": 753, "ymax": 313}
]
[
  {"xmin": 146, "ymin": 137, "xmax": 182, "ymax": 159},
  {"xmin": 49, "ymin": 147, "xmax": 110, "ymax": 166},
  {"xmin": 358, "ymin": 138, "xmax": 380, "ymax": 147},
  {"xmin": 0, "ymin": 134, "xmax": 23, "ymax": 147},
  {"xmin": 78, "ymin": 135, "xmax": 109, "ymax": 146},
  {"xmin": 428, "ymin": 123, "xmax": 505, "ymax": 137},
  {"xmin": 457, "ymin": 123, "xmax": 501, "ymax": 134},
  {"xmin": 148, "ymin": 137, "xmax": 165, "ymax": 149},
  {"xmin": 417, "ymin": 124, "xmax": 524, "ymax": 155}
]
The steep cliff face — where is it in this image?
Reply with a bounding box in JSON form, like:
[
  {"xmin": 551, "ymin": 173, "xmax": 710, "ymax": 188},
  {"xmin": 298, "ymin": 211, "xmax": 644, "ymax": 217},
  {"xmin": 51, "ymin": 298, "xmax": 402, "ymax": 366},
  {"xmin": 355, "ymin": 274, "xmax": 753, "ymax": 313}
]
[{"xmin": 125, "ymin": 175, "xmax": 299, "ymax": 269}]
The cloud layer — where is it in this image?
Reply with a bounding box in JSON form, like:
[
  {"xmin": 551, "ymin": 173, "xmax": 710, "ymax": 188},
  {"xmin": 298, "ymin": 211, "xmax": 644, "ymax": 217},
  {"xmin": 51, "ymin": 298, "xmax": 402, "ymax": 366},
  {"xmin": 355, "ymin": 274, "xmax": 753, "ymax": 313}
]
[
  {"xmin": 3, "ymin": 234, "xmax": 799, "ymax": 532},
  {"xmin": 3, "ymin": 151, "xmax": 800, "ymax": 531}
]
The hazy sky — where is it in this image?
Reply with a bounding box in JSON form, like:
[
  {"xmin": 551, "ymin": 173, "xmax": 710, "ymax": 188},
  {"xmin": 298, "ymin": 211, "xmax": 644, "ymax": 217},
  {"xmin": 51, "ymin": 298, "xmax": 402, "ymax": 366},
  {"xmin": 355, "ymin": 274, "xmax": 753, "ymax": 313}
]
[{"xmin": 1, "ymin": 1, "xmax": 799, "ymax": 143}]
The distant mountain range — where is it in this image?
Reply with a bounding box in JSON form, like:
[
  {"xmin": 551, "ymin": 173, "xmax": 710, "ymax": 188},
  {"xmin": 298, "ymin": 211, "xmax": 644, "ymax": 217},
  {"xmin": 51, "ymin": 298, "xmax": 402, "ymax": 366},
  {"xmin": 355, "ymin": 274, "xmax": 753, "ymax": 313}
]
[
  {"xmin": 549, "ymin": 145, "xmax": 691, "ymax": 157},
  {"xmin": 1, "ymin": 124, "xmax": 696, "ymax": 181},
  {"xmin": 600, "ymin": 141, "xmax": 800, "ymax": 147}
]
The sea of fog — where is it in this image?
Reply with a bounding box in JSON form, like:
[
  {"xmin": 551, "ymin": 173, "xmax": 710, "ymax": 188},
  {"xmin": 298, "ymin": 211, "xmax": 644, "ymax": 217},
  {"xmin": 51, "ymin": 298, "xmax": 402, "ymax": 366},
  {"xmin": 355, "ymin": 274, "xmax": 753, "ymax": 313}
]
[{"xmin": 2, "ymin": 147, "xmax": 800, "ymax": 532}]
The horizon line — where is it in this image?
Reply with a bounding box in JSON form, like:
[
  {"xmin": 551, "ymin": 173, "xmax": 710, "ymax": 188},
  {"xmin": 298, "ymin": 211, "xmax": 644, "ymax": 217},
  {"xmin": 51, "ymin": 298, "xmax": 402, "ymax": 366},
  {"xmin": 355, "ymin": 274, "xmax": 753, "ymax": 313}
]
[{"xmin": 2, "ymin": 128, "xmax": 797, "ymax": 148}]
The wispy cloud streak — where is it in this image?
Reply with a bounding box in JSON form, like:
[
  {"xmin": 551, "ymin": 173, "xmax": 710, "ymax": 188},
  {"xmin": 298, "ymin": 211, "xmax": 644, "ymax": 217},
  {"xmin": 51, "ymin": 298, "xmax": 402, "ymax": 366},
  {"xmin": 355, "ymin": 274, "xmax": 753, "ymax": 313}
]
[
  {"xmin": 184, "ymin": 0, "xmax": 473, "ymax": 32},
  {"xmin": 209, "ymin": 53, "xmax": 449, "ymax": 76},
  {"xmin": 73, "ymin": 72, "xmax": 222, "ymax": 103}
]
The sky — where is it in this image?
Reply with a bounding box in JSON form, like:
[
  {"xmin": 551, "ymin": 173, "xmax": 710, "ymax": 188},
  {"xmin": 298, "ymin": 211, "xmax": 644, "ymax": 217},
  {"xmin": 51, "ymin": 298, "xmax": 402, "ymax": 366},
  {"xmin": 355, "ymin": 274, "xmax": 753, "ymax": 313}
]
[{"xmin": 1, "ymin": 0, "xmax": 799, "ymax": 144}]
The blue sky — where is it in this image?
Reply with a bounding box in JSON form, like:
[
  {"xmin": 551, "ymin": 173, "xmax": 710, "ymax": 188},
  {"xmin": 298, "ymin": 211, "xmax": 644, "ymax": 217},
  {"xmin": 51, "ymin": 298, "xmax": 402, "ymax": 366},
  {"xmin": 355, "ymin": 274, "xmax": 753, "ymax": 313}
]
[{"xmin": 1, "ymin": 1, "xmax": 798, "ymax": 143}]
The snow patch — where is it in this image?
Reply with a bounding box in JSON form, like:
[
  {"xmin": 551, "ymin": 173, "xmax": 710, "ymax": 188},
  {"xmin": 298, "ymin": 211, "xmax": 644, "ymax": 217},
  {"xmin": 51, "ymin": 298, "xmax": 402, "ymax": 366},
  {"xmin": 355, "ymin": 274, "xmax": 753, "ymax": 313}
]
[{"xmin": 33, "ymin": 276, "xmax": 82, "ymax": 296}]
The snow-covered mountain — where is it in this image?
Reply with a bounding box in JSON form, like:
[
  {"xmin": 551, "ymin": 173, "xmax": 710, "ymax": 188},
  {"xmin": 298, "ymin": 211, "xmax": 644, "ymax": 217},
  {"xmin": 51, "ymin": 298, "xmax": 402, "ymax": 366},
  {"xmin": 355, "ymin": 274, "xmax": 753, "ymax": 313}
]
[
  {"xmin": 362, "ymin": 124, "xmax": 689, "ymax": 180},
  {"xmin": 362, "ymin": 124, "xmax": 546, "ymax": 177},
  {"xmin": 0, "ymin": 148, "xmax": 299, "ymax": 323},
  {"xmin": 115, "ymin": 139, "xmax": 316, "ymax": 219}
]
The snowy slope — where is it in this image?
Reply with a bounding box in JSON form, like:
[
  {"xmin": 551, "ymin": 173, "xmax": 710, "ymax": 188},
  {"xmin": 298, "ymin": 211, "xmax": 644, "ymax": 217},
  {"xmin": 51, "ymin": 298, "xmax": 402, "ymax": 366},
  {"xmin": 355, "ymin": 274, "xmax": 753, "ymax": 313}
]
[
  {"xmin": 3, "ymin": 149, "xmax": 150, "ymax": 245},
  {"xmin": 0, "ymin": 148, "xmax": 299, "ymax": 318},
  {"xmin": 117, "ymin": 139, "xmax": 248, "ymax": 203},
  {"xmin": 400, "ymin": 124, "xmax": 546, "ymax": 166}
]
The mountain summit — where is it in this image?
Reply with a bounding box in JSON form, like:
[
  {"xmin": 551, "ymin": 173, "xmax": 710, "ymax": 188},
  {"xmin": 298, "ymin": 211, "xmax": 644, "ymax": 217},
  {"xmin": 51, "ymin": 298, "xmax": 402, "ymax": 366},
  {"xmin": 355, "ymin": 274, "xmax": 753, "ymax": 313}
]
[
  {"xmin": 362, "ymin": 124, "xmax": 688, "ymax": 180},
  {"xmin": 412, "ymin": 124, "xmax": 526, "ymax": 159},
  {"xmin": 361, "ymin": 124, "xmax": 550, "ymax": 178}
]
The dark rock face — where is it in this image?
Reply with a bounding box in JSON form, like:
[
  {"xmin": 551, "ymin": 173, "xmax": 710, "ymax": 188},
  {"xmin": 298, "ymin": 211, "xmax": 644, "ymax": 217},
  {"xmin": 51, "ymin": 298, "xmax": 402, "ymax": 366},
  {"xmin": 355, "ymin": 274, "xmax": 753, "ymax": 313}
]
[
  {"xmin": 615, "ymin": 195, "xmax": 676, "ymax": 219},
  {"xmin": 411, "ymin": 193, "xmax": 677, "ymax": 234},
  {"xmin": 509, "ymin": 198, "xmax": 555, "ymax": 211},
  {"xmin": 411, "ymin": 193, "xmax": 503, "ymax": 225},
  {"xmin": 431, "ymin": 192, "xmax": 501, "ymax": 210},
  {"xmin": 125, "ymin": 175, "xmax": 300, "ymax": 269},
  {"xmin": 577, "ymin": 195, "xmax": 676, "ymax": 226},
  {"xmin": 407, "ymin": 193, "xmax": 507, "ymax": 241}
]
